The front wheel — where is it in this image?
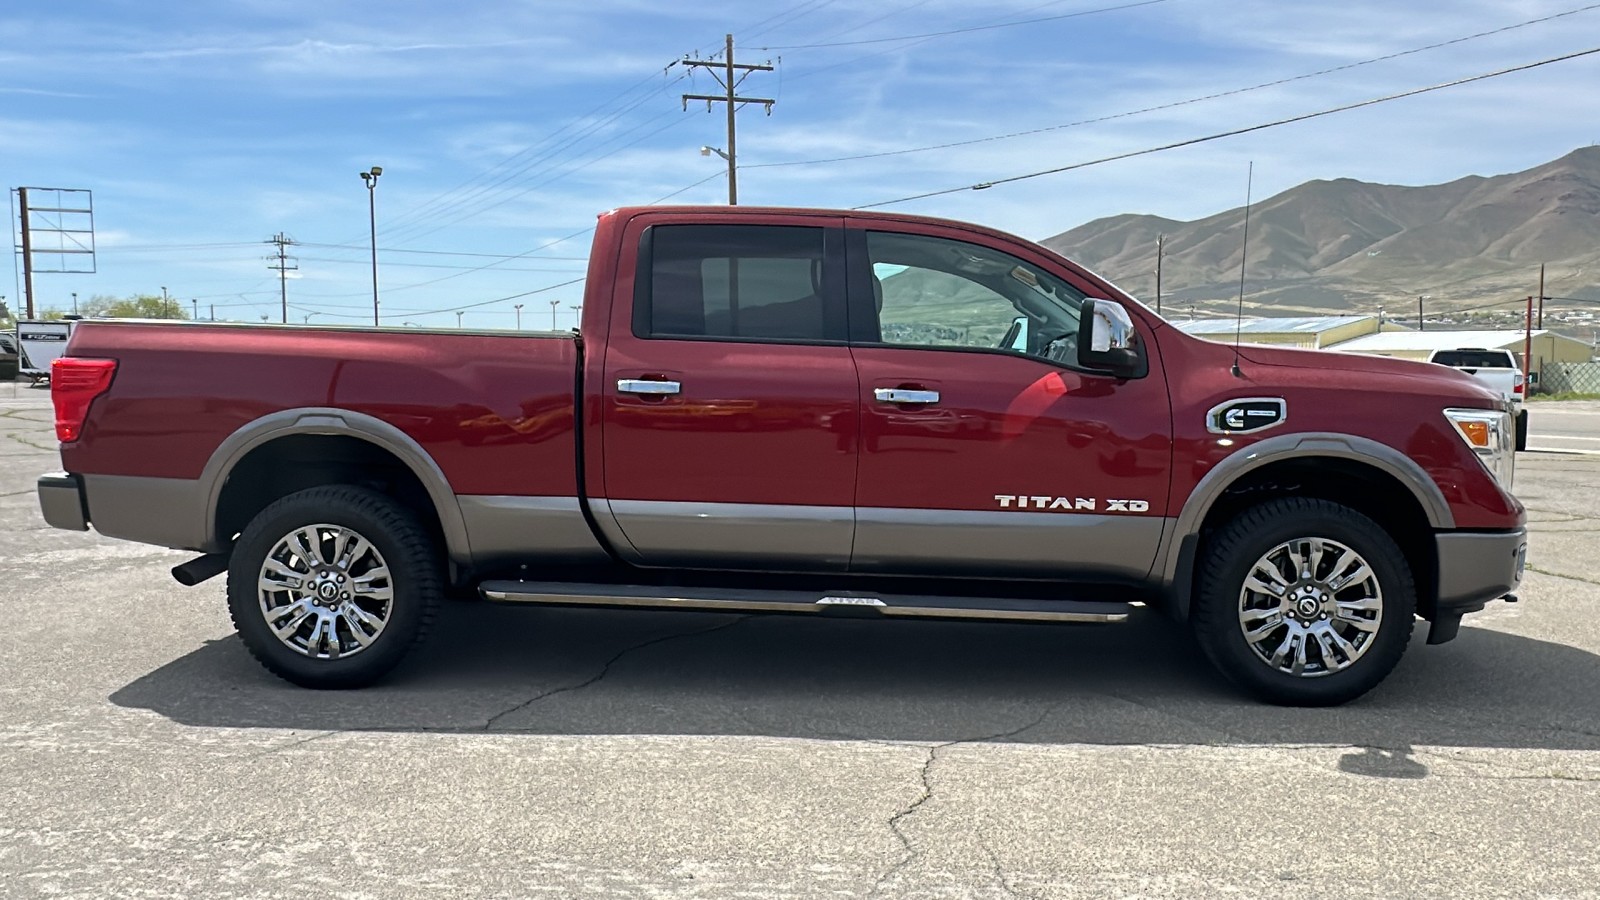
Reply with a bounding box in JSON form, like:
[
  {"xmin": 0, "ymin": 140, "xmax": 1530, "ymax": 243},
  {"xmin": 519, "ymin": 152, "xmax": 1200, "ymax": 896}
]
[
  {"xmin": 227, "ymin": 485, "xmax": 443, "ymax": 688},
  {"xmin": 1515, "ymin": 408, "xmax": 1529, "ymax": 452},
  {"xmin": 1192, "ymin": 498, "xmax": 1416, "ymax": 706}
]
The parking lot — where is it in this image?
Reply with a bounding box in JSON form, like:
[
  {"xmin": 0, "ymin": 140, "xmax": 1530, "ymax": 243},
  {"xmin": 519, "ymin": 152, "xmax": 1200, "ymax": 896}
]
[{"xmin": 2, "ymin": 383, "xmax": 1598, "ymax": 898}]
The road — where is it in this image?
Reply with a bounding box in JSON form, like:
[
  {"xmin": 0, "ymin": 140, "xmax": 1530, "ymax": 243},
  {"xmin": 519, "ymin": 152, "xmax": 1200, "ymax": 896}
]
[
  {"xmin": 1527, "ymin": 399, "xmax": 1600, "ymax": 455},
  {"xmin": 2, "ymin": 382, "xmax": 1598, "ymax": 898}
]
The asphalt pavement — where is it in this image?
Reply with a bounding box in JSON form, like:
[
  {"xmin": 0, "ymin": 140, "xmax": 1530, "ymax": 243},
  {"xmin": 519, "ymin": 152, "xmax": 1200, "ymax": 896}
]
[{"xmin": 2, "ymin": 381, "xmax": 1598, "ymax": 898}]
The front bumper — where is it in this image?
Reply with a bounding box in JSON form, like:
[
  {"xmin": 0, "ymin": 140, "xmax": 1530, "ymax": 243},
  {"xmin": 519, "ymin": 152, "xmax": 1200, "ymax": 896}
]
[
  {"xmin": 1428, "ymin": 528, "xmax": 1526, "ymax": 643},
  {"xmin": 37, "ymin": 471, "xmax": 89, "ymax": 532}
]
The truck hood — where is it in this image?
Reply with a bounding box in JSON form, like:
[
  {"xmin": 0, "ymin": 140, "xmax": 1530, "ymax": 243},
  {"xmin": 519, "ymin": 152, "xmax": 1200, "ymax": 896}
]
[{"xmin": 1232, "ymin": 342, "xmax": 1502, "ymax": 404}]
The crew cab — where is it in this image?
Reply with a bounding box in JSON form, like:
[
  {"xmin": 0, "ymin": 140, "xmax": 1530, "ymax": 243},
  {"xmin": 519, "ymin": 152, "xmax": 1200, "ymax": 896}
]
[
  {"xmin": 1427, "ymin": 347, "xmax": 1528, "ymax": 450},
  {"xmin": 36, "ymin": 206, "xmax": 1526, "ymax": 705}
]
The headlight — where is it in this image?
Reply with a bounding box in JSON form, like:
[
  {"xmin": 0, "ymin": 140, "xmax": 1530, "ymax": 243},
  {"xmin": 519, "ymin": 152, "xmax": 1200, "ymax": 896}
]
[{"xmin": 1444, "ymin": 408, "xmax": 1514, "ymax": 489}]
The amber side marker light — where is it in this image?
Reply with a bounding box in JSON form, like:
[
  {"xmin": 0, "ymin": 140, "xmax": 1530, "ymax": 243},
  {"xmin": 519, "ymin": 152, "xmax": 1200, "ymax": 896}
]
[
  {"xmin": 1454, "ymin": 419, "xmax": 1491, "ymax": 448},
  {"xmin": 51, "ymin": 357, "xmax": 118, "ymax": 442}
]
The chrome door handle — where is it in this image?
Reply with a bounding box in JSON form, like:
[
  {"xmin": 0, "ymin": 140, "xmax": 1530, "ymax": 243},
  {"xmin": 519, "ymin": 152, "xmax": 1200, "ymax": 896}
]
[
  {"xmin": 874, "ymin": 388, "xmax": 940, "ymax": 405},
  {"xmin": 617, "ymin": 379, "xmax": 681, "ymax": 395}
]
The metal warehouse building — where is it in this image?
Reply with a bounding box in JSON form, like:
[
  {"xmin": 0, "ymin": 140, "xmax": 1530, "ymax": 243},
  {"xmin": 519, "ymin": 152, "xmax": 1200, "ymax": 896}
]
[
  {"xmin": 1175, "ymin": 315, "xmax": 1406, "ymax": 349},
  {"xmin": 1331, "ymin": 329, "xmax": 1593, "ymax": 385}
]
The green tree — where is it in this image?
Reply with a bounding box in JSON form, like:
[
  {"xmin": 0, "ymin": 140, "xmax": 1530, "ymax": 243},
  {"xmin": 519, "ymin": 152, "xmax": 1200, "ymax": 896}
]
[{"xmin": 81, "ymin": 294, "xmax": 189, "ymax": 319}]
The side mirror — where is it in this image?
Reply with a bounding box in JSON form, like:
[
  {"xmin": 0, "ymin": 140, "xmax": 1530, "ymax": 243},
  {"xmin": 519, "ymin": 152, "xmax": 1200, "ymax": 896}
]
[
  {"xmin": 1077, "ymin": 298, "xmax": 1144, "ymax": 378},
  {"xmin": 1001, "ymin": 315, "xmax": 1030, "ymax": 353}
]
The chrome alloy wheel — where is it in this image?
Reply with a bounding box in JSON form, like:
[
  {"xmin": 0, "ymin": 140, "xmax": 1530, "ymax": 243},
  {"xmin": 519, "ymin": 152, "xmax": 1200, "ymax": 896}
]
[
  {"xmin": 257, "ymin": 524, "xmax": 393, "ymax": 660},
  {"xmin": 1236, "ymin": 537, "xmax": 1383, "ymax": 678}
]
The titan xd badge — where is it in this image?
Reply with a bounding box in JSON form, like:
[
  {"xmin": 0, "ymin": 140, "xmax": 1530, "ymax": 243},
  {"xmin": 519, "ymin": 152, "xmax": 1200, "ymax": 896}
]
[{"xmin": 1207, "ymin": 397, "xmax": 1287, "ymax": 435}]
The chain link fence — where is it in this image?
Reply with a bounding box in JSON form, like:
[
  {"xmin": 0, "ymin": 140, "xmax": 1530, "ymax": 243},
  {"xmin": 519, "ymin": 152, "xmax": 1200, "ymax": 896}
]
[{"xmin": 1541, "ymin": 362, "xmax": 1600, "ymax": 395}]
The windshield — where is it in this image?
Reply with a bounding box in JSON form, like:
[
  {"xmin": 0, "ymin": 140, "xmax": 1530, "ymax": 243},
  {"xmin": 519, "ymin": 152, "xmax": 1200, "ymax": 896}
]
[{"xmin": 1433, "ymin": 350, "xmax": 1514, "ymax": 368}]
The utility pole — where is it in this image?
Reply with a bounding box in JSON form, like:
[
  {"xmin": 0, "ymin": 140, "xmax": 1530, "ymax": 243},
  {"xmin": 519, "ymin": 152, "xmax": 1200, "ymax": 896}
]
[
  {"xmin": 682, "ymin": 34, "xmax": 775, "ymax": 205},
  {"xmin": 161, "ymin": 285, "xmax": 171, "ymax": 318},
  {"xmin": 267, "ymin": 233, "xmax": 298, "ymax": 324},
  {"xmin": 1417, "ymin": 295, "xmax": 1424, "ymax": 331},
  {"xmin": 1523, "ymin": 295, "xmax": 1534, "ymax": 387},
  {"xmin": 1537, "ymin": 263, "xmax": 1546, "ymax": 329},
  {"xmin": 72, "ymin": 292, "xmax": 78, "ymax": 316},
  {"xmin": 191, "ymin": 299, "xmax": 197, "ymax": 320},
  {"xmin": 1154, "ymin": 233, "xmax": 1164, "ymax": 317},
  {"xmin": 17, "ymin": 187, "xmax": 35, "ymax": 319}
]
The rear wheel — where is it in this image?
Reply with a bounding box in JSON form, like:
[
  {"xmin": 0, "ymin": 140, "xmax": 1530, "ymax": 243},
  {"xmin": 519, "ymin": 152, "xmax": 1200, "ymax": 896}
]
[
  {"xmin": 1192, "ymin": 498, "xmax": 1415, "ymax": 706},
  {"xmin": 227, "ymin": 486, "xmax": 442, "ymax": 688}
]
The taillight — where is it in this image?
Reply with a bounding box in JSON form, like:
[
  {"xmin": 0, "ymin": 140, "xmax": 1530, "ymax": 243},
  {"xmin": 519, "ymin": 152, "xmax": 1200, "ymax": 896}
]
[
  {"xmin": 1513, "ymin": 371, "xmax": 1525, "ymax": 395},
  {"xmin": 51, "ymin": 357, "xmax": 118, "ymax": 442}
]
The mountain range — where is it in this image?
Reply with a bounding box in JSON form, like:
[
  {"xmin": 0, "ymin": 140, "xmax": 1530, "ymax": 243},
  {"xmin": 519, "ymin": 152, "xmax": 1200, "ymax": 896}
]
[{"xmin": 1040, "ymin": 146, "xmax": 1600, "ymax": 329}]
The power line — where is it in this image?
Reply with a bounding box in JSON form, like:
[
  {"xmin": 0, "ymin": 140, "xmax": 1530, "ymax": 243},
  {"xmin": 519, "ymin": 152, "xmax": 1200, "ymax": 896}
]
[
  {"xmin": 752, "ymin": 2, "xmax": 1600, "ymax": 170},
  {"xmin": 295, "ymin": 256, "xmax": 585, "ymax": 272},
  {"xmin": 758, "ymin": 0, "xmax": 1174, "ymax": 49},
  {"xmin": 743, "ymin": 0, "xmax": 842, "ymax": 42},
  {"xmin": 392, "ymin": 277, "xmax": 587, "ymax": 319},
  {"xmin": 296, "ymin": 242, "xmax": 587, "ymax": 260},
  {"xmin": 369, "ymin": 66, "xmax": 688, "ymax": 239},
  {"xmin": 857, "ymin": 45, "xmax": 1600, "ymax": 209},
  {"xmin": 382, "ymin": 107, "xmax": 694, "ymax": 248}
]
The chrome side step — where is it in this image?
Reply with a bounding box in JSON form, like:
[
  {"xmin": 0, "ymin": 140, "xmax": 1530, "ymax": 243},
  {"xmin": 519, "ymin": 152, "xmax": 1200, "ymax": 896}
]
[{"xmin": 478, "ymin": 580, "xmax": 1132, "ymax": 623}]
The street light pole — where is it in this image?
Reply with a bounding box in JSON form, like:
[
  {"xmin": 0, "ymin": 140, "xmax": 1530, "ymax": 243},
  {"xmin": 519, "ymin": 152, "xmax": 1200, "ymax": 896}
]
[
  {"xmin": 701, "ymin": 146, "xmax": 734, "ymax": 205},
  {"xmin": 360, "ymin": 166, "xmax": 383, "ymax": 326},
  {"xmin": 161, "ymin": 286, "xmax": 170, "ymax": 318},
  {"xmin": 514, "ymin": 303, "xmax": 524, "ymax": 330},
  {"xmin": 456, "ymin": 311, "xmax": 464, "ymax": 328},
  {"xmin": 191, "ymin": 299, "xmax": 198, "ymax": 320},
  {"xmin": 72, "ymin": 292, "xmax": 78, "ymax": 316},
  {"xmin": 549, "ymin": 298, "xmax": 559, "ymax": 329},
  {"xmin": 570, "ymin": 304, "xmax": 582, "ymax": 329}
]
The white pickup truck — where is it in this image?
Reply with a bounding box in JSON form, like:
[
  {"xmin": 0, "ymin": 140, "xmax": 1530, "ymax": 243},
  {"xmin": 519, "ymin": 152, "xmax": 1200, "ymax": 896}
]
[{"xmin": 1428, "ymin": 348, "xmax": 1528, "ymax": 450}]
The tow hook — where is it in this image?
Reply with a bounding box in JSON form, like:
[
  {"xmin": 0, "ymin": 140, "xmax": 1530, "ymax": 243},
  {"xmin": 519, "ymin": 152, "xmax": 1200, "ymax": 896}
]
[{"xmin": 1503, "ymin": 593, "xmax": 1519, "ymax": 604}]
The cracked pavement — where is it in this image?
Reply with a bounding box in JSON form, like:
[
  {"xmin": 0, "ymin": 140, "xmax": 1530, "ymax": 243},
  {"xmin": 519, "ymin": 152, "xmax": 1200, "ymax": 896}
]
[{"xmin": 3, "ymin": 387, "xmax": 1600, "ymax": 898}]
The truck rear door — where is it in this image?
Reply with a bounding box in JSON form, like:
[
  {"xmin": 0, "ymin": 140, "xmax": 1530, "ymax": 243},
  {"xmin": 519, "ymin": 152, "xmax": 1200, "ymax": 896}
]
[
  {"xmin": 844, "ymin": 220, "xmax": 1173, "ymax": 582},
  {"xmin": 593, "ymin": 213, "xmax": 858, "ymax": 571}
]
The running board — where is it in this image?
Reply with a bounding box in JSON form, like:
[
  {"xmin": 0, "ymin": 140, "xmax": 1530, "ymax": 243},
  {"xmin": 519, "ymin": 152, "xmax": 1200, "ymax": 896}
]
[{"xmin": 478, "ymin": 581, "xmax": 1133, "ymax": 624}]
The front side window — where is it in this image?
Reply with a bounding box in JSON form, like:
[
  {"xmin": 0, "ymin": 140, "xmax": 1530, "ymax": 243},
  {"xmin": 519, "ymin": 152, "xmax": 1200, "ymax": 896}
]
[
  {"xmin": 645, "ymin": 224, "xmax": 830, "ymax": 341},
  {"xmin": 866, "ymin": 231, "xmax": 1089, "ymax": 365}
]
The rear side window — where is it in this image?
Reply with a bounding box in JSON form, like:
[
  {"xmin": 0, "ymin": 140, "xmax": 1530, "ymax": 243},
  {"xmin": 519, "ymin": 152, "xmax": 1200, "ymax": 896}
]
[
  {"xmin": 641, "ymin": 224, "xmax": 836, "ymax": 342},
  {"xmin": 1433, "ymin": 350, "xmax": 1513, "ymax": 368}
]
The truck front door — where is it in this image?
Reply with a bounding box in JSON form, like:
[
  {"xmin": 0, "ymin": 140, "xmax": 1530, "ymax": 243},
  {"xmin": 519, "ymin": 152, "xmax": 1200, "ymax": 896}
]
[
  {"xmin": 595, "ymin": 215, "xmax": 858, "ymax": 571},
  {"xmin": 845, "ymin": 223, "xmax": 1173, "ymax": 582}
]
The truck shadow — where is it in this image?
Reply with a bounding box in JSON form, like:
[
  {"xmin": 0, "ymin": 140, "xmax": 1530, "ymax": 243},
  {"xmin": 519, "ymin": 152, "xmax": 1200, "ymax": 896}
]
[{"xmin": 112, "ymin": 603, "xmax": 1600, "ymax": 753}]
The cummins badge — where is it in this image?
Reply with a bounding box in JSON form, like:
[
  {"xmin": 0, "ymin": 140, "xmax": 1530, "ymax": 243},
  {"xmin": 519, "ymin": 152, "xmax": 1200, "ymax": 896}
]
[{"xmin": 1207, "ymin": 397, "xmax": 1287, "ymax": 435}]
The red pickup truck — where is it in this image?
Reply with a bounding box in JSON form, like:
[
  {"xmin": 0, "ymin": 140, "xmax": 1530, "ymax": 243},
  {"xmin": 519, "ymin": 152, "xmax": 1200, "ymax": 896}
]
[{"xmin": 37, "ymin": 205, "xmax": 1525, "ymax": 705}]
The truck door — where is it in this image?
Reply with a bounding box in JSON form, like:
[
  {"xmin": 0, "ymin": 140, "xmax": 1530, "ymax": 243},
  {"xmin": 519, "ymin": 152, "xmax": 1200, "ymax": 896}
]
[
  {"xmin": 845, "ymin": 223, "xmax": 1173, "ymax": 582},
  {"xmin": 595, "ymin": 215, "xmax": 858, "ymax": 571}
]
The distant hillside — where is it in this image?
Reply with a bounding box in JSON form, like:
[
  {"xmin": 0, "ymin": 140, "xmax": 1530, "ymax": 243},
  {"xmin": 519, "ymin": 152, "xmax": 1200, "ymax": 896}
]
[{"xmin": 1040, "ymin": 147, "xmax": 1600, "ymax": 332}]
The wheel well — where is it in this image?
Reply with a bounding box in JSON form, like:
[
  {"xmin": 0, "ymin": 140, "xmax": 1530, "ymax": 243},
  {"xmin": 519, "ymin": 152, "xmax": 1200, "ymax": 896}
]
[
  {"xmin": 1192, "ymin": 457, "xmax": 1439, "ymax": 620},
  {"xmin": 215, "ymin": 434, "xmax": 445, "ymax": 552}
]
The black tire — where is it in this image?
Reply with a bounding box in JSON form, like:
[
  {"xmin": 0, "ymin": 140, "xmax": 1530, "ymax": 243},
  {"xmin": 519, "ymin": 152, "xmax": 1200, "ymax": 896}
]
[
  {"xmin": 1192, "ymin": 498, "xmax": 1416, "ymax": 706},
  {"xmin": 1515, "ymin": 408, "xmax": 1529, "ymax": 452},
  {"xmin": 227, "ymin": 485, "xmax": 443, "ymax": 689}
]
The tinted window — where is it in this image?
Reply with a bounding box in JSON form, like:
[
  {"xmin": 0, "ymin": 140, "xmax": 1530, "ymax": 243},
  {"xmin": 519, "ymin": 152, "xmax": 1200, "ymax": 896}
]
[
  {"xmin": 646, "ymin": 225, "xmax": 830, "ymax": 341},
  {"xmin": 1433, "ymin": 350, "xmax": 1514, "ymax": 368},
  {"xmin": 866, "ymin": 231, "xmax": 1088, "ymax": 364}
]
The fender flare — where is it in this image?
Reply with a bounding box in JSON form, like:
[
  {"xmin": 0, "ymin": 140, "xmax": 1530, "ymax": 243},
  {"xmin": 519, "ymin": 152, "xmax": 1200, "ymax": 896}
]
[
  {"xmin": 197, "ymin": 407, "xmax": 472, "ymax": 563},
  {"xmin": 1159, "ymin": 432, "xmax": 1452, "ymax": 616}
]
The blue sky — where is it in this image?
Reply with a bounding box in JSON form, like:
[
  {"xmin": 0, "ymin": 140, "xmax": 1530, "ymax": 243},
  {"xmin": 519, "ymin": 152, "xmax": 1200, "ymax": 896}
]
[{"xmin": 4, "ymin": 0, "xmax": 1598, "ymax": 328}]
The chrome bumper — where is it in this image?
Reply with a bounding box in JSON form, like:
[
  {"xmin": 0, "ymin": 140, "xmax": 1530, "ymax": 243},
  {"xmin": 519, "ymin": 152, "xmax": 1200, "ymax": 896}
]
[{"xmin": 37, "ymin": 471, "xmax": 89, "ymax": 532}]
